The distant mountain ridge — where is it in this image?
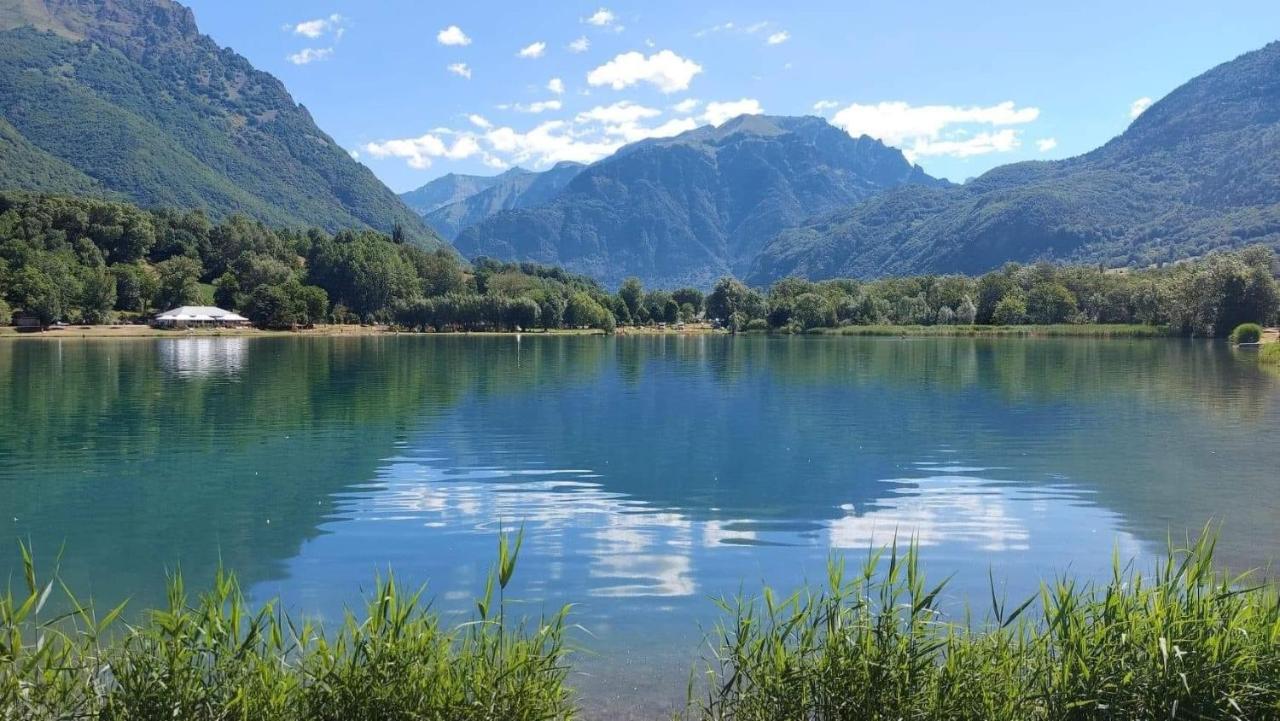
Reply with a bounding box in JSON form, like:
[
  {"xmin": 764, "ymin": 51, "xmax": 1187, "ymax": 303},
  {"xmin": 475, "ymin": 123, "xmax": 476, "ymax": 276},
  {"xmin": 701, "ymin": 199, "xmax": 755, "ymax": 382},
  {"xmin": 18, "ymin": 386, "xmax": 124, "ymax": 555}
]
[
  {"xmin": 400, "ymin": 169, "xmax": 528, "ymax": 217},
  {"xmin": 0, "ymin": 0, "xmax": 441, "ymax": 246},
  {"xmin": 746, "ymin": 42, "xmax": 1280, "ymax": 283},
  {"xmin": 419, "ymin": 162, "xmax": 584, "ymax": 240},
  {"xmin": 454, "ymin": 115, "xmax": 945, "ymax": 287}
]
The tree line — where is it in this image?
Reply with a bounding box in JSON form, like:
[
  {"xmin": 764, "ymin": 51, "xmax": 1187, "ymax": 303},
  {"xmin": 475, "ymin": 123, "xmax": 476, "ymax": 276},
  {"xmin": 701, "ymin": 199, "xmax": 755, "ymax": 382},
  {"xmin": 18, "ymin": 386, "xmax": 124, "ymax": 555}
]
[
  {"xmin": 2, "ymin": 192, "xmax": 1275, "ymax": 337},
  {"xmin": 694, "ymin": 247, "xmax": 1279, "ymax": 337},
  {"xmin": 0, "ymin": 193, "xmax": 617, "ymax": 331}
]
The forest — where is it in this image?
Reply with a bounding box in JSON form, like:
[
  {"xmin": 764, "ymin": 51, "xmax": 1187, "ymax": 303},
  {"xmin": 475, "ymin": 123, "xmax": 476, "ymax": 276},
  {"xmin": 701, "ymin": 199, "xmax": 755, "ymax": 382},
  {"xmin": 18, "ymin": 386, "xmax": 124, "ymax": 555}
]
[{"xmin": 1, "ymin": 192, "xmax": 1276, "ymax": 337}]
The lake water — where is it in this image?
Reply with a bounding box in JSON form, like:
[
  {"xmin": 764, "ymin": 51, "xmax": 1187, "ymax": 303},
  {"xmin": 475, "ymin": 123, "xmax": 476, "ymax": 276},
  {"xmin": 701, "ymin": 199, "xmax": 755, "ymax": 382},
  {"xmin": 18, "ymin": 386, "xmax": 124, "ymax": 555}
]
[{"xmin": 2, "ymin": 334, "xmax": 1278, "ymax": 718}]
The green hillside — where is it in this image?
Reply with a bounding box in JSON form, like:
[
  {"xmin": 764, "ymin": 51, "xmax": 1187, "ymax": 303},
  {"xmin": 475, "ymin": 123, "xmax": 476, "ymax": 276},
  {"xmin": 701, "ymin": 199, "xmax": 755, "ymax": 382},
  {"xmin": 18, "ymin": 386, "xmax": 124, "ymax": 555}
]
[
  {"xmin": 0, "ymin": 0, "xmax": 442, "ymax": 247},
  {"xmin": 747, "ymin": 42, "xmax": 1280, "ymax": 283}
]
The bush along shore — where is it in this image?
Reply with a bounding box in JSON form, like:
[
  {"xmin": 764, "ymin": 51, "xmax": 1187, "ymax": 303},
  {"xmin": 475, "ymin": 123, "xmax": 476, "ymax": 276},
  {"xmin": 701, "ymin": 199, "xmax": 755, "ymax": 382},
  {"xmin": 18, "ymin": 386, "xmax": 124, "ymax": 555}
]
[{"xmin": 4, "ymin": 531, "xmax": 1279, "ymax": 720}]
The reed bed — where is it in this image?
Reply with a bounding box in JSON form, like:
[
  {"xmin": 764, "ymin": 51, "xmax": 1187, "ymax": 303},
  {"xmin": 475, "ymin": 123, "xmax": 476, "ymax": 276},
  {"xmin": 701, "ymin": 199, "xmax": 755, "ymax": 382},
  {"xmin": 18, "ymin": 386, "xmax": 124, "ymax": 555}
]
[
  {"xmin": 689, "ymin": 533, "xmax": 1280, "ymax": 721},
  {"xmin": 819, "ymin": 324, "xmax": 1174, "ymax": 338},
  {"xmin": 4, "ymin": 532, "xmax": 1278, "ymax": 720},
  {"xmin": 0, "ymin": 531, "xmax": 574, "ymax": 721}
]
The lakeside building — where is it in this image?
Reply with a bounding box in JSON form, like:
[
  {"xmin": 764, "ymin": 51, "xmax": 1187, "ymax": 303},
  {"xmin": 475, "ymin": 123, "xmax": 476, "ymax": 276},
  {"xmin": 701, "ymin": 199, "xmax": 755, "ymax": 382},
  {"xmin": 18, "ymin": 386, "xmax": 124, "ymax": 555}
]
[{"xmin": 152, "ymin": 306, "xmax": 250, "ymax": 329}]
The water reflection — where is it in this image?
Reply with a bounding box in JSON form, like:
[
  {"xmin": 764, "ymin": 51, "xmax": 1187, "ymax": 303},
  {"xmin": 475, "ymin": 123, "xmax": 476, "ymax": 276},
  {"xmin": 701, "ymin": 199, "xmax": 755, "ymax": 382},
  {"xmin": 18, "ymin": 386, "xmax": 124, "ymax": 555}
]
[{"xmin": 157, "ymin": 337, "xmax": 248, "ymax": 377}]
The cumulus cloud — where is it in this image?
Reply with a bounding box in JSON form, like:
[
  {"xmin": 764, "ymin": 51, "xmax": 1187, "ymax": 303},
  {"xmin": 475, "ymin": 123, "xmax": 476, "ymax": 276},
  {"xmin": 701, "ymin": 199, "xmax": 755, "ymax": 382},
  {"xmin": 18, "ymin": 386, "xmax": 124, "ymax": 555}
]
[
  {"xmin": 587, "ymin": 50, "xmax": 703, "ymax": 93},
  {"xmin": 468, "ymin": 114, "xmax": 493, "ymax": 129},
  {"xmin": 766, "ymin": 31, "xmax": 790, "ymax": 45},
  {"xmin": 547, "ymin": 77, "xmax": 565, "ymax": 94},
  {"xmin": 447, "ymin": 62, "xmax": 472, "ymax": 79},
  {"xmin": 288, "ymin": 14, "xmax": 345, "ymax": 40},
  {"xmin": 831, "ymin": 100, "xmax": 1040, "ymax": 160},
  {"xmin": 575, "ymin": 100, "xmax": 661, "ymax": 125},
  {"xmin": 437, "ymin": 25, "xmax": 471, "ymax": 46},
  {"xmin": 813, "ymin": 99, "xmax": 840, "ymax": 111},
  {"xmin": 1129, "ymin": 97, "xmax": 1153, "ymax": 118},
  {"xmin": 584, "ymin": 8, "xmax": 617, "ymax": 27},
  {"xmin": 1036, "ymin": 137, "xmax": 1058, "ymax": 153},
  {"xmin": 364, "ymin": 133, "xmax": 483, "ymax": 170},
  {"xmin": 287, "ymin": 47, "xmax": 333, "ymax": 65},
  {"xmin": 568, "ymin": 36, "xmax": 590, "ymax": 53},
  {"xmin": 702, "ymin": 98, "xmax": 763, "ymax": 126},
  {"xmin": 672, "ymin": 98, "xmax": 701, "ymax": 114},
  {"xmin": 517, "ymin": 41, "xmax": 546, "ymax": 59}
]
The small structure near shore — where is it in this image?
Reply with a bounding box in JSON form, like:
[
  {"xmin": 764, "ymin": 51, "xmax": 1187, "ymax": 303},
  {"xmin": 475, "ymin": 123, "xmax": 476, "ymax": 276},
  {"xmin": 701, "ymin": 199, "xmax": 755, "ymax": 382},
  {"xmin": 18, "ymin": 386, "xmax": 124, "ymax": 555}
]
[
  {"xmin": 12, "ymin": 311, "xmax": 44, "ymax": 332},
  {"xmin": 152, "ymin": 305, "xmax": 250, "ymax": 329}
]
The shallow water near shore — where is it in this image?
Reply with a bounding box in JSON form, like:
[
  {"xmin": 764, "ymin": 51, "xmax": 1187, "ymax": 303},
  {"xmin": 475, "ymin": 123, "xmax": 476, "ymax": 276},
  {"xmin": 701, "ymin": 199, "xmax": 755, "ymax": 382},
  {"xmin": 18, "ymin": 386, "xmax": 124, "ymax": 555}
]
[{"xmin": 2, "ymin": 334, "xmax": 1278, "ymax": 718}]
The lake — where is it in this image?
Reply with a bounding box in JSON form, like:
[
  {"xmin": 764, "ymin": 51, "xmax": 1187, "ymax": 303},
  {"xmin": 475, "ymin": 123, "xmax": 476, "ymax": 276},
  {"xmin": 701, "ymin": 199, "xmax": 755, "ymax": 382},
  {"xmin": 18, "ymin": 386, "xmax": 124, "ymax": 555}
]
[{"xmin": 2, "ymin": 334, "xmax": 1278, "ymax": 718}]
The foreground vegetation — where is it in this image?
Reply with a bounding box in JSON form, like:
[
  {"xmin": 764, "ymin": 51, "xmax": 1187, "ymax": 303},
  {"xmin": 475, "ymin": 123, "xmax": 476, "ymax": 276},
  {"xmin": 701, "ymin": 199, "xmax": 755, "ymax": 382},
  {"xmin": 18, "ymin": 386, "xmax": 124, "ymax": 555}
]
[
  {"xmin": 2, "ymin": 193, "xmax": 1277, "ymax": 339},
  {"xmin": 4, "ymin": 532, "xmax": 1278, "ymax": 720},
  {"xmin": 1, "ymin": 533, "xmax": 575, "ymax": 721}
]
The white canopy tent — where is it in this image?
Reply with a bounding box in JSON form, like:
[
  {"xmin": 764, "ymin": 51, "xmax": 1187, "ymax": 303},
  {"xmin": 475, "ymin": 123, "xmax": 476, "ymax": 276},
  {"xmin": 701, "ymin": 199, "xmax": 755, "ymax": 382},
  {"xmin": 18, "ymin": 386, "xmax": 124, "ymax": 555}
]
[{"xmin": 152, "ymin": 306, "xmax": 250, "ymax": 328}]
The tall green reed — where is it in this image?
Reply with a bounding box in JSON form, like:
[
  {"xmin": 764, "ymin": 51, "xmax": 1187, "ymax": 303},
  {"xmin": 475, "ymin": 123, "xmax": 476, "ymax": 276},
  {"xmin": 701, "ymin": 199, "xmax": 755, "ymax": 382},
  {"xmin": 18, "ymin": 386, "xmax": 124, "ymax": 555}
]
[
  {"xmin": 689, "ymin": 531, "xmax": 1280, "ymax": 720},
  {"xmin": 2, "ymin": 529, "xmax": 573, "ymax": 721}
]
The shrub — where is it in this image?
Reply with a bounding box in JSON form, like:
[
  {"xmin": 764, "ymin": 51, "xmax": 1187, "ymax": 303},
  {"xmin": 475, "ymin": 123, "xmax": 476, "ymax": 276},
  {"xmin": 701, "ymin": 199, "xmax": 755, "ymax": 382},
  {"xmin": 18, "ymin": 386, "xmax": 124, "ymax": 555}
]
[
  {"xmin": 1230, "ymin": 322, "xmax": 1263, "ymax": 344},
  {"xmin": 743, "ymin": 318, "xmax": 769, "ymax": 332}
]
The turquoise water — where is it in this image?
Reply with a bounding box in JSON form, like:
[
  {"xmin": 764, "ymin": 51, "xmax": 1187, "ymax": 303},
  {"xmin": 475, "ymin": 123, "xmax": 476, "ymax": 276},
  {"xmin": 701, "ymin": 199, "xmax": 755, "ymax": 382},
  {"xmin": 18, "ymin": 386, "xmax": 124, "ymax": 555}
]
[{"xmin": 2, "ymin": 335, "xmax": 1278, "ymax": 717}]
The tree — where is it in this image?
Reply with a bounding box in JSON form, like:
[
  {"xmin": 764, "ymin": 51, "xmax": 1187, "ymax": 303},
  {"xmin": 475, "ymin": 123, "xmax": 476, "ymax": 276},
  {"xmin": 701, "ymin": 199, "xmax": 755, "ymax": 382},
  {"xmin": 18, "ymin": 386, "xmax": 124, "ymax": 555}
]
[
  {"xmin": 992, "ymin": 294, "xmax": 1028, "ymax": 325},
  {"xmin": 956, "ymin": 296, "xmax": 978, "ymax": 325},
  {"xmin": 793, "ymin": 292, "xmax": 836, "ymax": 329},
  {"xmin": 79, "ymin": 268, "xmax": 117, "ymax": 324},
  {"xmin": 292, "ymin": 283, "xmax": 330, "ymax": 325},
  {"xmin": 245, "ymin": 284, "xmax": 296, "ymax": 329},
  {"xmin": 619, "ymin": 277, "xmax": 644, "ymax": 319},
  {"xmin": 154, "ymin": 256, "xmax": 204, "ymax": 310},
  {"xmin": 213, "ymin": 272, "xmax": 241, "ymax": 310},
  {"xmin": 0, "ymin": 298, "xmax": 9, "ymax": 326},
  {"xmin": 671, "ymin": 287, "xmax": 704, "ymax": 315},
  {"xmin": 707, "ymin": 277, "xmax": 764, "ymax": 324},
  {"xmin": 12, "ymin": 266, "xmax": 63, "ymax": 325},
  {"xmin": 504, "ymin": 297, "xmax": 540, "ymax": 330},
  {"xmin": 1026, "ymin": 282, "xmax": 1078, "ymax": 324}
]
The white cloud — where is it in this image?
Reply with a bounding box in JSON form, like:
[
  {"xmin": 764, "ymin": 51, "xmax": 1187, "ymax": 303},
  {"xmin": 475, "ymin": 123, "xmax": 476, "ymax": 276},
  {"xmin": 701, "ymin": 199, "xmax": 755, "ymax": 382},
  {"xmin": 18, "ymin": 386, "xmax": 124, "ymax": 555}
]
[
  {"xmin": 694, "ymin": 21, "xmax": 735, "ymax": 37},
  {"xmin": 437, "ymin": 25, "xmax": 471, "ymax": 46},
  {"xmin": 447, "ymin": 62, "xmax": 472, "ymax": 79},
  {"xmin": 830, "ymin": 100, "xmax": 1040, "ymax": 160},
  {"xmin": 1036, "ymin": 137, "xmax": 1058, "ymax": 153},
  {"xmin": 364, "ymin": 133, "xmax": 482, "ymax": 170},
  {"xmin": 512, "ymin": 99, "xmax": 563, "ymax": 114},
  {"xmin": 348, "ymin": 149, "xmax": 360, "ymax": 160},
  {"xmin": 672, "ymin": 98, "xmax": 701, "ymax": 114},
  {"xmin": 766, "ymin": 31, "xmax": 790, "ymax": 45},
  {"xmin": 744, "ymin": 21, "xmax": 770, "ymax": 33},
  {"xmin": 468, "ymin": 114, "xmax": 493, "ymax": 129},
  {"xmin": 287, "ymin": 47, "xmax": 333, "ymax": 65},
  {"xmin": 569, "ymin": 36, "xmax": 590, "ymax": 53},
  {"xmin": 587, "ymin": 50, "xmax": 703, "ymax": 93},
  {"xmin": 485, "ymin": 121, "xmax": 621, "ymax": 165},
  {"xmin": 575, "ymin": 101, "xmax": 661, "ymax": 125},
  {"xmin": 909, "ymin": 129, "xmax": 1022, "ymax": 159},
  {"xmin": 702, "ymin": 98, "xmax": 763, "ymax": 126},
  {"xmin": 813, "ymin": 99, "xmax": 840, "ymax": 111},
  {"xmin": 518, "ymin": 41, "xmax": 546, "ymax": 59},
  {"xmin": 585, "ymin": 8, "xmax": 616, "ymax": 26},
  {"xmin": 547, "ymin": 77, "xmax": 565, "ymax": 94},
  {"xmin": 1129, "ymin": 96, "xmax": 1153, "ymax": 118},
  {"xmin": 288, "ymin": 14, "xmax": 345, "ymax": 40}
]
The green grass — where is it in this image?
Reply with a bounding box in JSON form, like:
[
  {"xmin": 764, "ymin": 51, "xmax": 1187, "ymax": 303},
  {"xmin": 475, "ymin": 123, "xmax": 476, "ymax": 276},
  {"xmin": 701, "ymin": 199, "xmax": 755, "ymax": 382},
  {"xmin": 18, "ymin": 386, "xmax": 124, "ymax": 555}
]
[
  {"xmin": 817, "ymin": 323, "xmax": 1174, "ymax": 338},
  {"xmin": 1261, "ymin": 342, "xmax": 1280, "ymax": 367},
  {"xmin": 688, "ymin": 532, "xmax": 1280, "ymax": 721},
  {"xmin": 4, "ymin": 531, "xmax": 1278, "ymax": 720}
]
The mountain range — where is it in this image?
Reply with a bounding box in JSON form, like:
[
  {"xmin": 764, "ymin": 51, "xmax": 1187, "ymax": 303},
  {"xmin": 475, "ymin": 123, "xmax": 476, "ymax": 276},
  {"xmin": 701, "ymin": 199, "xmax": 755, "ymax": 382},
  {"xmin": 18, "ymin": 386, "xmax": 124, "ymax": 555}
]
[
  {"xmin": 451, "ymin": 116, "xmax": 945, "ymax": 287},
  {"xmin": 1, "ymin": 0, "xmax": 1277, "ymax": 288},
  {"xmin": 404, "ymin": 162, "xmax": 585, "ymax": 240},
  {"xmin": 405, "ymin": 43, "xmax": 1280, "ymax": 288},
  {"xmin": 745, "ymin": 41, "xmax": 1280, "ymax": 283},
  {"xmin": 0, "ymin": 0, "xmax": 441, "ymax": 246}
]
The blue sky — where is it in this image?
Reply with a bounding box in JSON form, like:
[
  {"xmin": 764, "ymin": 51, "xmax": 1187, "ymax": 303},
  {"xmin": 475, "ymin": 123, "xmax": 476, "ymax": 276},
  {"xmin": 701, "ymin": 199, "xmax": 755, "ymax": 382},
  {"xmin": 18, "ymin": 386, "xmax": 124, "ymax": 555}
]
[{"xmin": 183, "ymin": 0, "xmax": 1280, "ymax": 192}]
